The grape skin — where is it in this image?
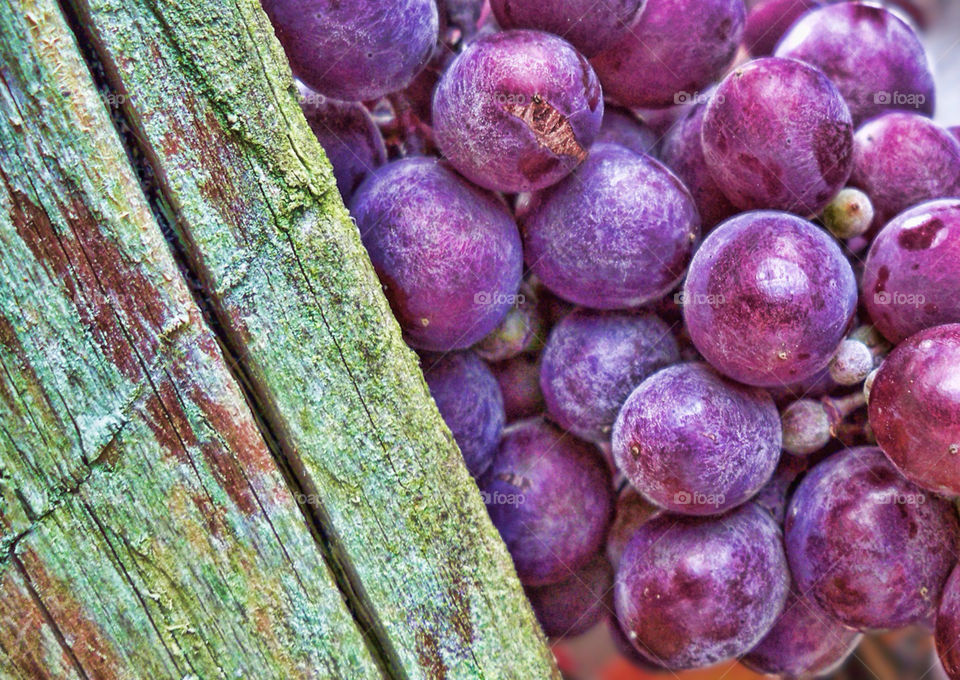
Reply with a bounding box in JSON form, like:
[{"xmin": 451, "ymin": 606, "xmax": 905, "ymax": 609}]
[{"xmin": 785, "ymin": 447, "xmax": 960, "ymax": 630}]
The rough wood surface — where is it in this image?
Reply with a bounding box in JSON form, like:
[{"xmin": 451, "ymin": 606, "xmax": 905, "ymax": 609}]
[
  {"xmin": 0, "ymin": 1, "xmax": 382, "ymax": 676},
  {"xmin": 60, "ymin": 0, "xmax": 560, "ymax": 676}
]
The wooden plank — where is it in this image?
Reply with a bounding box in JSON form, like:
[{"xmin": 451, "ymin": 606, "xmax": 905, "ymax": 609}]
[
  {"xmin": 64, "ymin": 0, "xmax": 560, "ymax": 675},
  {"xmin": 0, "ymin": 0, "xmax": 381, "ymax": 676}
]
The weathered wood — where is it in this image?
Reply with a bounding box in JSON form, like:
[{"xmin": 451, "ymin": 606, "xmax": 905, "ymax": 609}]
[
  {"xmin": 60, "ymin": 0, "xmax": 559, "ymax": 675},
  {"xmin": 0, "ymin": 1, "xmax": 382, "ymax": 676}
]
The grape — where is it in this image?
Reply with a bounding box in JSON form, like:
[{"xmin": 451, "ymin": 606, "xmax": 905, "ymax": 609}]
[
  {"xmin": 702, "ymin": 57, "xmax": 854, "ymax": 215},
  {"xmin": 489, "ymin": 0, "xmax": 646, "ymax": 57},
  {"xmin": 420, "ymin": 351, "xmax": 504, "ymax": 478},
  {"xmin": 473, "ymin": 281, "xmax": 544, "ymax": 362},
  {"xmin": 743, "ymin": 0, "xmax": 822, "ymax": 57},
  {"xmin": 863, "ymin": 199, "xmax": 960, "ymax": 344},
  {"xmin": 433, "ymin": 30, "xmax": 603, "ymax": 193},
  {"xmin": 615, "ymin": 503, "xmax": 789, "ymax": 669},
  {"xmin": 829, "ymin": 338, "xmax": 875, "ymax": 386},
  {"xmin": 775, "ymin": 2, "xmax": 934, "ymax": 126},
  {"xmin": 822, "ymin": 187, "xmax": 875, "ymax": 240},
  {"xmin": 659, "ymin": 97, "xmax": 739, "ymax": 230},
  {"xmin": 481, "ymin": 417, "xmax": 613, "ymax": 585},
  {"xmin": 785, "ymin": 447, "xmax": 960, "ymax": 630},
  {"xmin": 523, "ymin": 143, "xmax": 700, "ymax": 310},
  {"xmin": 262, "ymin": 0, "xmax": 438, "ymax": 101},
  {"xmin": 524, "ymin": 553, "xmax": 613, "ymax": 639},
  {"xmin": 297, "ymin": 83, "xmax": 387, "ymax": 200},
  {"xmin": 753, "ymin": 454, "xmax": 809, "ymax": 525},
  {"xmin": 350, "ymin": 158, "xmax": 522, "ymax": 351},
  {"xmin": 869, "ymin": 324, "xmax": 960, "ymax": 496},
  {"xmin": 613, "ymin": 362, "xmax": 780, "ymax": 515},
  {"xmin": 683, "ymin": 211, "xmax": 857, "ymax": 387},
  {"xmin": 849, "ymin": 112, "xmax": 960, "ymax": 235},
  {"xmin": 591, "ymin": 0, "xmax": 746, "ymax": 109},
  {"xmin": 606, "ymin": 485, "xmax": 661, "ymax": 570},
  {"xmin": 488, "ymin": 354, "xmax": 545, "ymax": 421},
  {"xmin": 936, "ymin": 565, "xmax": 960, "ymax": 680},
  {"xmin": 742, "ymin": 586, "xmax": 863, "ymax": 679},
  {"xmin": 540, "ymin": 310, "xmax": 680, "ymax": 442},
  {"xmin": 596, "ymin": 107, "xmax": 660, "ymax": 157}
]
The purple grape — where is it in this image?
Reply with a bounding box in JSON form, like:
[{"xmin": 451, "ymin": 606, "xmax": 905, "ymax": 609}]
[
  {"xmin": 297, "ymin": 84, "xmax": 387, "ymax": 200},
  {"xmin": 702, "ymin": 57, "xmax": 854, "ymax": 215},
  {"xmin": 596, "ymin": 107, "xmax": 661, "ymax": 157},
  {"xmin": 849, "ymin": 112, "xmax": 960, "ymax": 235},
  {"xmin": 753, "ymin": 454, "xmax": 809, "ymax": 525},
  {"xmin": 615, "ymin": 503, "xmax": 790, "ymax": 669},
  {"xmin": 863, "ymin": 199, "xmax": 960, "ymax": 344},
  {"xmin": 775, "ymin": 1, "xmax": 935, "ymax": 126},
  {"xmin": 743, "ymin": 0, "xmax": 822, "ymax": 57},
  {"xmin": 591, "ymin": 0, "xmax": 746, "ymax": 109},
  {"xmin": 523, "ymin": 143, "xmax": 700, "ymax": 310},
  {"xmin": 489, "ymin": 0, "xmax": 647, "ymax": 57},
  {"xmin": 869, "ymin": 324, "xmax": 960, "ymax": 497},
  {"xmin": 613, "ymin": 362, "xmax": 781, "ymax": 515},
  {"xmin": 606, "ymin": 485, "xmax": 661, "ymax": 571},
  {"xmin": 683, "ymin": 211, "xmax": 857, "ymax": 387},
  {"xmin": 742, "ymin": 586, "xmax": 863, "ymax": 679},
  {"xmin": 350, "ymin": 158, "xmax": 522, "ymax": 351},
  {"xmin": 262, "ymin": 0, "xmax": 438, "ymax": 101},
  {"xmin": 659, "ymin": 98, "xmax": 738, "ymax": 230},
  {"xmin": 785, "ymin": 447, "xmax": 960, "ymax": 630},
  {"xmin": 433, "ymin": 30, "xmax": 603, "ymax": 193},
  {"xmin": 420, "ymin": 351, "xmax": 504, "ymax": 478},
  {"xmin": 540, "ymin": 310, "xmax": 680, "ymax": 442},
  {"xmin": 524, "ymin": 553, "xmax": 613, "ymax": 639},
  {"xmin": 488, "ymin": 353, "xmax": 545, "ymax": 421},
  {"xmin": 482, "ymin": 417, "xmax": 613, "ymax": 585},
  {"xmin": 937, "ymin": 565, "xmax": 960, "ymax": 679}
]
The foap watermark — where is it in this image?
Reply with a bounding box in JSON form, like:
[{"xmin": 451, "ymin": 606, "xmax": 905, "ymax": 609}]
[
  {"xmin": 674, "ymin": 490, "xmax": 726, "ymax": 508},
  {"xmin": 874, "ymin": 291, "xmax": 925, "ymax": 308},
  {"xmin": 674, "ymin": 90, "xmax": 724, "ymax": 106},
  {"xmin": 489, "ymin": 93, "xmax": 529, "ymax": 107},
  {"xmin": 674, "ymin": 291, "xmax": 726, "ymax": 307},
  {"xmin": 475, "ymin": 291, "xmax": 526, "ymax": 306},
  {"xmin": 873, "ymin": 91, "xmax": 927, "ymax": 109},
  {"xmin": 877, "ymin": 491, "xmax": 926, "ymax": 505},
  {"xmin": 481, "ymin": 490, "xmax": 526, "ymax": 507}
]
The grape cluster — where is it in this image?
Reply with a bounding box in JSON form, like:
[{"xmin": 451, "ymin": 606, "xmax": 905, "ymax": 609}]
[{"xmin": 264, "ymin": 0, "xmax": 960, "ymax": 675}]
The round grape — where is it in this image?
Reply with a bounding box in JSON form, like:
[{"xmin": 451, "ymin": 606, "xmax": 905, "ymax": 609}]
[
  {"xmin": 433, "ymin": 30, "xmax": 603, "ymax": 193},
  {"xmin": 785, "ymin": 447, "xmax": 960, "ymax": 630},
  {"xmin": 615, "ymin": 503, "xmax": 790, "ymax": 669},
  {"xmin": 683, "ymin": 211, "xmax": 857, "ymax": 387},
  {"xmin": 488, "ymin": 354, "xmax": 545, "ymax": 422},
  {"xmin": 482, "ymin": 417, "xmax": 613, "ymax": 586},
  {"xmin": 540, "ymin": 310, "xmax": 680, "ymax": 442},
  {"xmin": 350, "ymin": 158, "xmax": 522, "ymax": 351},
  {"xmin": 591, "ymin": 0, "xmax": 746, "ymax": 109},
  {"xmin": 702, "ymin": 57, "xmax": 854, "ymax": 215},
  {"xmin": 849, "ymin": 112, "xmax": 960, "ymax": 235},
  {"xmin": 523, "ymin": 143, "xmax": 700, "ymax": 310},
  {"xmin": 613, "ymin": 362, "xmax": 781, "ymax": 515},
  {"xmin": 775, "ymin": 2, "xmax": 934, "ymax": 126},
  {"xmin": 490, "ymin": 0, "xmax": 646, "ymax": 57},
  {"xmin": 863, "ymin": 199, "xmax": 960, "ymax": 344},
  {"xmin": 263, "ymin": 0, "xmax": 438, "ymax": 101},
  {"xmin": 869, "ymin": 324, "xmax": 960, "ymax": 496}
]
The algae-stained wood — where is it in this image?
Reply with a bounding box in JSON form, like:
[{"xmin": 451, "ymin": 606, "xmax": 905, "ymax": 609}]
[
  {"xmin": 66, "ymin": 0, "xmax": 560, "ymax": 676},
  {"xmin": 0, "ymin": 1, "xmax": 380, "ymax": 677}
]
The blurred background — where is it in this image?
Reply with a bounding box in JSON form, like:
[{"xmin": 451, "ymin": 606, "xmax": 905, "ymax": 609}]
[{"xmin": 553, "ymin": 2, "xmax": 959, "ymax": 678}]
